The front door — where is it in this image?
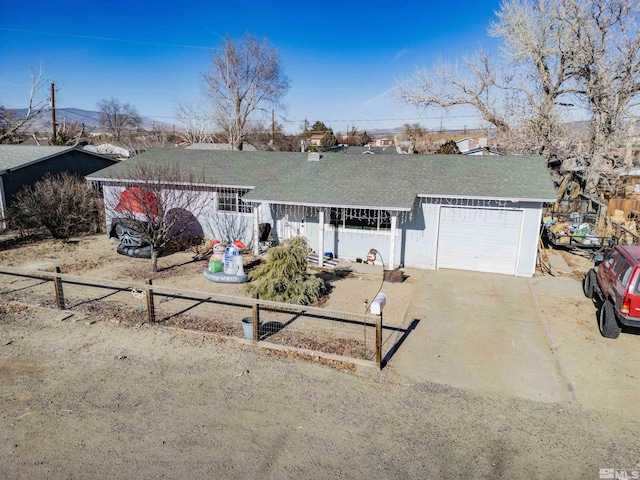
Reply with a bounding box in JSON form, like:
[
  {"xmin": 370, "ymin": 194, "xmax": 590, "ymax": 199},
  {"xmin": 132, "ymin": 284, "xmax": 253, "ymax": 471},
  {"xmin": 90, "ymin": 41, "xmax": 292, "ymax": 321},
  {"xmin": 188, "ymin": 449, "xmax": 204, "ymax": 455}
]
[{"xmin": 281, "ymin": 212, "xmax": 305, "ymax": 240}]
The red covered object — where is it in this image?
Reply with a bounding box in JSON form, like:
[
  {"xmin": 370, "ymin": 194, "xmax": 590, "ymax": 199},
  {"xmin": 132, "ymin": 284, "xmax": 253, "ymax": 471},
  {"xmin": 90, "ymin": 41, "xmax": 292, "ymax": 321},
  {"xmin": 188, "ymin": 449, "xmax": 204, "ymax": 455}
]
[{"xmin": 115, "ymin": 188, "xmax": 158, "ymax": 216}]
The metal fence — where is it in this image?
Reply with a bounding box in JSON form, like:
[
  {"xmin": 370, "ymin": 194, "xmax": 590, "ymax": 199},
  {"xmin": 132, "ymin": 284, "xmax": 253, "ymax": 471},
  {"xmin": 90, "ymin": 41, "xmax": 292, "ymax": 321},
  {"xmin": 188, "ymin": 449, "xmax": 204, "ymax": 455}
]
[{"xmin": 0, "ymin": 266, "xmax": 383, "ymax": 368}]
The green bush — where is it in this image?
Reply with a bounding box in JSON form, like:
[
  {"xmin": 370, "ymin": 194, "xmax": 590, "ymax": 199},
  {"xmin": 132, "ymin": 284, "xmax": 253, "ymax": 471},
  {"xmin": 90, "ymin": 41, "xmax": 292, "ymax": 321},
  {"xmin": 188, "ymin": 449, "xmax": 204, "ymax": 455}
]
[
  {"xmin": 9, "ymin": 173, "xmax": 104, "ymax": 239},
  {"xmin": 246, "ymin": 237, "xmax": 326, "ymax": 305}
]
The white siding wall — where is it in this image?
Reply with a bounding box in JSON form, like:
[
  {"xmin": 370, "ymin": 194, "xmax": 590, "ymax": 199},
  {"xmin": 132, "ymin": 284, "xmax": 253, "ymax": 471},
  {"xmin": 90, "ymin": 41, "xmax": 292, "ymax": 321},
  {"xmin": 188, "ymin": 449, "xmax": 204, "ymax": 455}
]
[
  {"xmin": 269, "ymin": 198, "xmax": 541, "ymax": 277},
  {"xmin": 102, "ymin": 183, "xmax": 543, "ymax": 277},
  {"xmin": 295, "ymin": 213, "xmax": 401, "ymax": 264},
  {"xmin": 102, "ymin": 185, "xmax": 274, "ymax": 248},
  {"xmin": 400, "ymin": 199, "xmax": 543, "ymax": 277}
]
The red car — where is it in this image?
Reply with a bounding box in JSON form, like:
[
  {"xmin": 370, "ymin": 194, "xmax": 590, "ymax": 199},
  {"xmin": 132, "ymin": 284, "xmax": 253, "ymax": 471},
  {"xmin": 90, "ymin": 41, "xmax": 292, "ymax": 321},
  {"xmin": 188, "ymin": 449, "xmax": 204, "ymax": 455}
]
[{"xmin": 584, "ymin": 245, "xmax": 640, "ymax": 338}]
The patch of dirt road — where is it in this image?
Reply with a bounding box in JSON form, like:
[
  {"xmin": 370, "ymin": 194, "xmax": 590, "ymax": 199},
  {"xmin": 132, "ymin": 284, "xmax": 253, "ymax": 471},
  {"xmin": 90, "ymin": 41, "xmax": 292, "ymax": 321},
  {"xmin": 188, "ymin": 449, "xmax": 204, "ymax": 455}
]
[{"xmin": 0, "ymin": 235, "xmax": 639, "ymax": 478}]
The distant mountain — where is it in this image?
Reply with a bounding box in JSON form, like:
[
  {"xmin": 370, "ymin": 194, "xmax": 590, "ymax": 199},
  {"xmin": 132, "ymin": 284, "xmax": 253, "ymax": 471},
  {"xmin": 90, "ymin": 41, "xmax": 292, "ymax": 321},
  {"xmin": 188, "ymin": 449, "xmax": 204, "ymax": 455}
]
[{"xmin": 6, "ymin": 107, "xmax": 169, "ymax": 134}]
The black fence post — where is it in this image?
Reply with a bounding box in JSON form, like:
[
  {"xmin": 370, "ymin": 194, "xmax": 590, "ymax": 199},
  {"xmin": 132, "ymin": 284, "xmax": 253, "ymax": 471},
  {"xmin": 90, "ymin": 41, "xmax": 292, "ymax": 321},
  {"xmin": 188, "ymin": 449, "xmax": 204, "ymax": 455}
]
[
  {"xmin": 54, "ymin": 266, "xmax": 65, "ymax": 310},
  {"xmin": 252, "ymin": 293, "xmax": 260, "ymax": 343},
  {"xmin": 146, "ymin": 279, "xmax": 156, "ymax": 323}
]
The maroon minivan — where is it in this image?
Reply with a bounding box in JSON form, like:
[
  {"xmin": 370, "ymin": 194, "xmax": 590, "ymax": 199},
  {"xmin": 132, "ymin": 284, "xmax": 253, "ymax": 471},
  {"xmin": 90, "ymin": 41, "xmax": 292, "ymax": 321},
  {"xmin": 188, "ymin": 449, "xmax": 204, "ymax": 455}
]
[{"xmin": 584, "ymin": 245, "xmax": 640, "ymax": 338}]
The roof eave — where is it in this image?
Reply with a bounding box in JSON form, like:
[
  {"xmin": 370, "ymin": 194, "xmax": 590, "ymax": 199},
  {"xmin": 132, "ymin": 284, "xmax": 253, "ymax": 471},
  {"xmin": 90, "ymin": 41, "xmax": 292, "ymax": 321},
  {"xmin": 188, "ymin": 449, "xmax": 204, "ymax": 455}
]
[
  {"xmin": 0, "ymin": 147, "xmax": 75, "ymax": 175},
  {"xmin": 242, "ymin": 198, "xmax": 413, "ymax": 211},
  {"xmin": 87, "ymin": 176, "xmax": 255, "ymax": 190},
  {"xmin": 417, "ymin": 193, "xmax": 557, "ymax": 203}
]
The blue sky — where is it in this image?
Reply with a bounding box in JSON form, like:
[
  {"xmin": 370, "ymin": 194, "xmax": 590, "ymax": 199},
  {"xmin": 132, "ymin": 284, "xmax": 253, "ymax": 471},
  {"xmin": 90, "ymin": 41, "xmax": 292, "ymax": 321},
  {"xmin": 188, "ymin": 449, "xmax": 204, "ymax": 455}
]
[{"xmin": 1, "ymin": 0, "xmax": 502, "ymax": 134}]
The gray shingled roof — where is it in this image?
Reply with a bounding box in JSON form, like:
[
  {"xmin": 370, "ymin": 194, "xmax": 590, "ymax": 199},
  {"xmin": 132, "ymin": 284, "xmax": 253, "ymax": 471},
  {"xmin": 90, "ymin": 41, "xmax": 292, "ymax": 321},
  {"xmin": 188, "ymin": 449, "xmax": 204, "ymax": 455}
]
[
  {"xmin": 0, "ymin": 146, "xmax": 75, "ymax": 174},
  {"xmin": 330, "ymin": 146, "xmax": 400, "ymax": 155},
  {"xmin": 87, "ymin": 149, "xmax": 557, "ymax": 210}
]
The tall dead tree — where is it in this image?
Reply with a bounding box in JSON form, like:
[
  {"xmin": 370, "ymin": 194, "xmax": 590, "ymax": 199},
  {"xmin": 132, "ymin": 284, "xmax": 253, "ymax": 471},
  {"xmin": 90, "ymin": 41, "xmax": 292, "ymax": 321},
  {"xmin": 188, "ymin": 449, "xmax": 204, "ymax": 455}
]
[
  {"xmin": 173, "ymin": 100, "xmax": 215, "ymax": 145},
  {"xmin": 0, "ymin": 67, "xmax": 48, "ymax": 143},
  {"xmin": 395, "ymin": 0, "xmax": 640, "ymax": 204},
  {"xmin": 204, "ymin": 33, "xmax": 290, "ymax": 151},
  {"xmin": 97, "ymin": 97, "xmax": 142, "ymax": 141}
]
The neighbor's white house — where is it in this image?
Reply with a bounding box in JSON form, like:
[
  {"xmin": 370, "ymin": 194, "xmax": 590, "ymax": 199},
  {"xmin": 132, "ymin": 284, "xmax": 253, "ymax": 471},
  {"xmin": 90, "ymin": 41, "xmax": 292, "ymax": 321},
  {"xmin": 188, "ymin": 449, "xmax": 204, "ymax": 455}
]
[{"xmin": 86, "ymin": 149, "xmax": 557, "ymax": 277}]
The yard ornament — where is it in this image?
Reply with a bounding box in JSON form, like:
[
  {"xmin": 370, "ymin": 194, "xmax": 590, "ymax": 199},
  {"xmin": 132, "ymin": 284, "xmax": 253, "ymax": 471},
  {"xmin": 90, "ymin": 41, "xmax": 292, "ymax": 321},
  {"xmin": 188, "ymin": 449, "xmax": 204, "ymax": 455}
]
[
  {"xmin": 204, "ymin": 240, "xmax": 248, "ymax": 283},
  {"xmin": 110, "ymin": 187, "xmax": 158, "ymax": 259}
]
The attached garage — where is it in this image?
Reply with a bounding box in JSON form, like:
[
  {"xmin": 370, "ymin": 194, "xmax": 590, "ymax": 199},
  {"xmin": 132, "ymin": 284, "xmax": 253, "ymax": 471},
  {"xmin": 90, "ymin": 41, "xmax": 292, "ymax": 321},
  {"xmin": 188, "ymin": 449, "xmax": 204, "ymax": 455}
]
[{"xmin": 436, "ymin": 207, "xmax": 523, "ymax": 275}]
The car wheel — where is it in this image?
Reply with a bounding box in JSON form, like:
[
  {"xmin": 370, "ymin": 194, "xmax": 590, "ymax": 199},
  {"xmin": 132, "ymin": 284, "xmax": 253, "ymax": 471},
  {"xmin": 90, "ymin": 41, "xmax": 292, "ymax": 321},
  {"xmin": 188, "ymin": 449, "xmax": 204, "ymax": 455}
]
[
  {"xmin": 583, "ymin": 269, "xmax": 596, "ymax": 298},
  {"xmin": 599, "ymin": 300, "xmax": 621, "ymax": 339}
]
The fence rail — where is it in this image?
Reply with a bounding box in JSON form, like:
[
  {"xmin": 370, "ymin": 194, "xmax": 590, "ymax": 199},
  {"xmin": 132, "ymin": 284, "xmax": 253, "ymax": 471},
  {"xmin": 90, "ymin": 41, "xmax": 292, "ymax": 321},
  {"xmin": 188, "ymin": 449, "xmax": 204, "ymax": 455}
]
[{"xmin": 0, "ymin": 266, "xmax": 383, "ymax": 368}]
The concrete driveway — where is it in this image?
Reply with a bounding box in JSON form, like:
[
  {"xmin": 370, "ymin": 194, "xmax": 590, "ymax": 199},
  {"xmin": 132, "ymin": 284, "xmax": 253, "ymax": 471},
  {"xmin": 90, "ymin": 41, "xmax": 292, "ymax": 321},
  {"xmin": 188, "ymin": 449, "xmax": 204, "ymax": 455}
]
[{"xmin": 381, "ymin": 267, "xmax": 640, "ymax": 420}]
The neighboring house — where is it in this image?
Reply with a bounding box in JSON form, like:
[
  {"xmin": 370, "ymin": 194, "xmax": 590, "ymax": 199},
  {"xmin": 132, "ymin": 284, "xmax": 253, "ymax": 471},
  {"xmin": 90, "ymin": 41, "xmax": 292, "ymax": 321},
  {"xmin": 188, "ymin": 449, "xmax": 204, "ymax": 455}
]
[
  {"xmin": 375, "ymin": 138, "xmax": 393, "ymax": 147},
  {"xmin": 83, "ymin": 143, "xmax": 131, "ymax": 159},
  {"xmin": 0, "ymin": 145, "xmax": 119, "ymax": 228},
  {"xmin": 87, "ymin": 149, "xmax": 556, "ymax": 277},
  {"xmin": 307, "ymin": 135, "xmax": 324, "ymax": 147},
  {"xmin": 455, "ymin": 137, "xmax": 480, "ymax": 153},
  {"xmin": 463, "ymin": 147, "xmax": 502, "ymax": 156}
]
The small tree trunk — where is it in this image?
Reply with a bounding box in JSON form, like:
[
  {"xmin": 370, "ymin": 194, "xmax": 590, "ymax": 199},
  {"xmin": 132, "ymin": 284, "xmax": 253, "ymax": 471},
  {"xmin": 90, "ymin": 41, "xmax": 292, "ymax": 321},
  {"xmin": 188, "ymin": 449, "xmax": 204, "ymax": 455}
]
[{"xmin": 150, "ymin": 248, "xmax": 159, "ymax": 273}]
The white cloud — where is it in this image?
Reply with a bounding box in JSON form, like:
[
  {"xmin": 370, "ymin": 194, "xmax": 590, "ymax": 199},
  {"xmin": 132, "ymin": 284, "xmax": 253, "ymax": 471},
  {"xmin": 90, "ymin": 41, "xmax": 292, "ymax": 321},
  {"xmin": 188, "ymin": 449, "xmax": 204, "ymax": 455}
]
[
  {"xmin": 394, "ymin": 48, "xmax": 408, "ymax": 61},
  {"xmin": 360, "ymin": 89, "xmax": 393, "ymax": 110}
]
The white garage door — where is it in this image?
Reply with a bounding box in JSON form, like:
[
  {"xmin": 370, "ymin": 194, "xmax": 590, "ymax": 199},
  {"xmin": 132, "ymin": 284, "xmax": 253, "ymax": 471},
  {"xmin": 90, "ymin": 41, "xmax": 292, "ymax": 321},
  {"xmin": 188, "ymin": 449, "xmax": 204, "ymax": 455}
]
[{"xmin": 437, "ymin": 207, "xmax": 523, "ymax": 275}]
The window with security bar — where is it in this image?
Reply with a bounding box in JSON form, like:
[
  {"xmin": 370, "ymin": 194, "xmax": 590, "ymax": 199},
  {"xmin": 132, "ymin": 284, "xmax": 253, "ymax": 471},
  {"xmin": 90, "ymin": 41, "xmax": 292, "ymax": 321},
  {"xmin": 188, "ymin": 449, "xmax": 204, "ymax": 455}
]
[
  {"xmin": 217, "ymin": 190, "xmax": 253, "ymax": 213},
  {"xmin": 329, "ymin": 208, "xmax": 391, "ymax": 231}
]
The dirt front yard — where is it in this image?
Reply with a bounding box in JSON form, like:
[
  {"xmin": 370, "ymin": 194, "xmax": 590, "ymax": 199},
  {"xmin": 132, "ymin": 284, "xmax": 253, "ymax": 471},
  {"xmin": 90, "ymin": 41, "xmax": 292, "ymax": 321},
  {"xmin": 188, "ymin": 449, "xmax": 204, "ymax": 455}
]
[
  {"xmin": 1, "ymin": 235, "xmax": 639, "ymax": 478},
  {"xmin": 1, "ymin": 302, "xmax": 639, "ymax": 479}
]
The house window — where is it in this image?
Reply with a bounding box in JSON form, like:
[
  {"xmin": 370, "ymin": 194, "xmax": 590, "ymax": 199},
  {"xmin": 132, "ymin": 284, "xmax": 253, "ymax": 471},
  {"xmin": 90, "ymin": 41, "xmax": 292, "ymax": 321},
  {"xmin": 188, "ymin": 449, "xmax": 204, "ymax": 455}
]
[
  {"xmin": 329, "ymin": 208, "xmax": 391, "ymax": 231},
  {"xmin": 217, "ymin": 190, "xmax": 253, "ymax": 213}
]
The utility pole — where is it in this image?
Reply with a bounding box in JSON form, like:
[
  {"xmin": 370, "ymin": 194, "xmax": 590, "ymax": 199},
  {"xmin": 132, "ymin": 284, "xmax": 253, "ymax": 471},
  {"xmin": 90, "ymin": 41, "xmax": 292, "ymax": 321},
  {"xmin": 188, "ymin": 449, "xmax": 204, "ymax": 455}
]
[
  {"xmin": 271, "ymin": 109, "xmax": 275, "ymax": 145},
  {"xmin": 50, "ymin": 83, "xmax": 57, "ymax": 142}
]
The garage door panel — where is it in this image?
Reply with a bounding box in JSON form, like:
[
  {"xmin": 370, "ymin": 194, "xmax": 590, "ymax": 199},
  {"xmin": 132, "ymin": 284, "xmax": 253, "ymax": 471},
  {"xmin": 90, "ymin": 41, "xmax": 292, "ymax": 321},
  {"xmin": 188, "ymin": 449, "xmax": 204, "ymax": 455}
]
[{"xmin": 437, "ymin": 207, "xmax": 522, "ymax": 275}]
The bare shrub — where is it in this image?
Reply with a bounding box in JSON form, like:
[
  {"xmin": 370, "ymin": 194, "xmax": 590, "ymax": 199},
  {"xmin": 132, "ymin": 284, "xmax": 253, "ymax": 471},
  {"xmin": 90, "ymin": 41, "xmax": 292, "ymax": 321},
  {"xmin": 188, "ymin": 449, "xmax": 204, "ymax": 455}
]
[{"xmin": 9, "ymin": 173, "xmax": 104, "ymax": 239}]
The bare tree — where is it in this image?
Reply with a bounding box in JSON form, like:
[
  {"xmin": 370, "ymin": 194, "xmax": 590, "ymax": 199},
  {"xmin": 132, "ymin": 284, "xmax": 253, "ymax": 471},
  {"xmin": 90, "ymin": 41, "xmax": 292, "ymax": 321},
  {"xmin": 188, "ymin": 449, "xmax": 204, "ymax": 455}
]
[
  {"xmin": 0, "ymin": 67, "xmax": 48, "ymax": 143},
  {"xmin": 174, "ymin": 100, "xmax": 215, "ymax": 144},
  {"xmin": 51, "ymin": 118, "xmax": 88, "ymax": 146},
  {"xmin": 204, "ymin": 33, "xmax": 290, "ymax": 151},
  {"xmin": 396, "ymin": 51, "xmax": 511, "ymax": 135},
  {"xmin": 97, "ymin": 97, "xmax": 142, "ymax": 141},
  {"xmin": 204, "ymin": 213, "xmax": 251, "ymax": 246},
  {"xmin": 403, "ymin": 123, "xmax": 426, "ymax": 139},
  {"xmin": 119, "ymin": 122, "xmax": 170, "ymax": 156},
  {"xmin": 558, "ymin": 0, "xmax": 640, "ymax": 197},
  {"xmin": 395, "ymin": 0, "xmax": 640, "ymax": 203},
  {"xmin": 103, "ymin": 163, "xmax": 214, "ymax": 272}
]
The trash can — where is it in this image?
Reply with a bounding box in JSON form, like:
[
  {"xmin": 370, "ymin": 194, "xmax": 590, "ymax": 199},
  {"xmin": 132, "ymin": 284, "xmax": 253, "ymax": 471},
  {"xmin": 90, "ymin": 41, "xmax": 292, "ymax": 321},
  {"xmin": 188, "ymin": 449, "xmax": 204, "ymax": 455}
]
[{"xmin": 241, "ymin": 317, "xmax": 260, "ymax": 340}]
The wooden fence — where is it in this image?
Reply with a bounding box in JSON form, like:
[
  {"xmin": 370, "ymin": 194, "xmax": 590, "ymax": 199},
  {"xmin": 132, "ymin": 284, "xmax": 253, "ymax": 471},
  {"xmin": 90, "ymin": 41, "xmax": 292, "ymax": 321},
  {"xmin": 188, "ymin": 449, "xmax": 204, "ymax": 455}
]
[
  {"xmin": 0, "ymin": 266, "xmax": 385, "ymax": 368},
  {"xmin": 606, "ymin": 198, "xmax": 640, "ymax": 219}
]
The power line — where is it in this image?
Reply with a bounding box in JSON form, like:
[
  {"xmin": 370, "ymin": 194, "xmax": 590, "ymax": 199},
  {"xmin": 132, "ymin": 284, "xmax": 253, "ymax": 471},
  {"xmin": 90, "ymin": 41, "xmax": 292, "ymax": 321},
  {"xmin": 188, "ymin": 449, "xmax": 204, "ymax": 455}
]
[{"xmin": 56, "ymin": 108, "xmax": 101, "ymax": 121}]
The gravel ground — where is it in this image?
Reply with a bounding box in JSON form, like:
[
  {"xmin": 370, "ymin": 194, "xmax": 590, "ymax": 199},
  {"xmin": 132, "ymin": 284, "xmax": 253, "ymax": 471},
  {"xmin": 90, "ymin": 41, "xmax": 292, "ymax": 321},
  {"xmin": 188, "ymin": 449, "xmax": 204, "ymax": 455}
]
[
  {"xmin": 1, "ymin": 235, "xmax": 639, "ymax": 478},
  {"xmin": 1, "ymin": 302, "xmax": 639, "ymax": 479}
]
